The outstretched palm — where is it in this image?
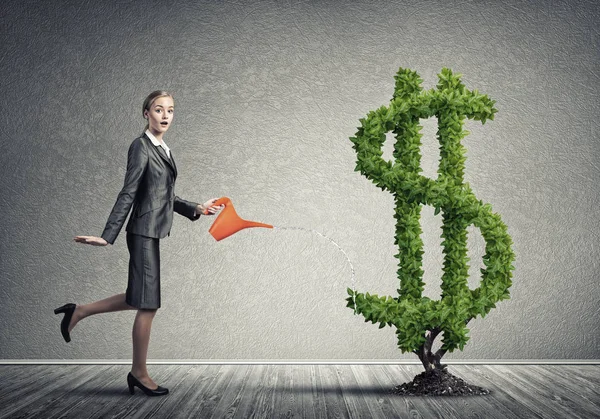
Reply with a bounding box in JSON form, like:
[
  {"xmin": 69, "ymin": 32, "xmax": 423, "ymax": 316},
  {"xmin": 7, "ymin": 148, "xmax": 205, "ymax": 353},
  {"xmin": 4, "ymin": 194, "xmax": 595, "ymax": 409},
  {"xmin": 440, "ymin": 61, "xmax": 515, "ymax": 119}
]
[{"xmin": 74, "ymin": 236, "xmax": 108, "ymax": 246}]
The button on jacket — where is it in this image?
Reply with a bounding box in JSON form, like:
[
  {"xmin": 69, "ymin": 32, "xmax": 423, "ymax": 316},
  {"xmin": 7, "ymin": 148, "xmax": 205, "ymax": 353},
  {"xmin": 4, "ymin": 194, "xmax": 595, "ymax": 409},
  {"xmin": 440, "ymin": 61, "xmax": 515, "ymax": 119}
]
[{"xmin": 101, "ymin": 132, "xmax": 200, "ymax": 245}]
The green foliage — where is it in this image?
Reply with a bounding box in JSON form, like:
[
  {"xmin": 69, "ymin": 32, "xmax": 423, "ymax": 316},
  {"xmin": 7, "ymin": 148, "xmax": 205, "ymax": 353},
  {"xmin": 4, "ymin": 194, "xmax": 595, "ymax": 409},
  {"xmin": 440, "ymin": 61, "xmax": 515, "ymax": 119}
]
[{"xmin": 348, "ymin": 68, "xmax": 515, "ymax": 354}]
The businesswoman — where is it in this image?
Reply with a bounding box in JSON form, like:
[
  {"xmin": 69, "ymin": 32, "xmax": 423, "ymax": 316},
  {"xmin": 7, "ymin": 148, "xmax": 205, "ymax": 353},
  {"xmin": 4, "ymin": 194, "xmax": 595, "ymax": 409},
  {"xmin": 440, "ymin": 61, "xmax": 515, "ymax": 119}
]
[{"xmin": 54, "ymin": 90, "xmax": 223, "ymax": 397}]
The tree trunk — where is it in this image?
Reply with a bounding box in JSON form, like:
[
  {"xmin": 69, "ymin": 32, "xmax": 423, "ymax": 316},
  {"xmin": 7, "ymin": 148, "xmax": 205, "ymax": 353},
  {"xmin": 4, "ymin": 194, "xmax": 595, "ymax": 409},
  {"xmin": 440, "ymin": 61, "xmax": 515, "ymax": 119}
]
[
  {"xmin": 414, "ymin": 328, "xmax": 447, "ymax": 372},
  {"xmin": 414, "ymin": 319, "xmax": 471, "ymax": 372}
]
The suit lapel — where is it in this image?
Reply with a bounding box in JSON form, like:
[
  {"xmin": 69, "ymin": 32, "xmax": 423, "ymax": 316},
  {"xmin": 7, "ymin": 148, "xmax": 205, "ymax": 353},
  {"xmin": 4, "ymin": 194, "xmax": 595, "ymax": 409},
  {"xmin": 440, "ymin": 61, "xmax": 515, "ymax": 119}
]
[
  {"xmin": 144, "ymin": 133, "xmax": 177, "ymax": 177},
  {"xmin": 155, "ymin": 145, "xmax": 177, "ymax": 178},
  {"xmin": 170, "ymin": 150, "xmax": 178, "ymax": 178}
]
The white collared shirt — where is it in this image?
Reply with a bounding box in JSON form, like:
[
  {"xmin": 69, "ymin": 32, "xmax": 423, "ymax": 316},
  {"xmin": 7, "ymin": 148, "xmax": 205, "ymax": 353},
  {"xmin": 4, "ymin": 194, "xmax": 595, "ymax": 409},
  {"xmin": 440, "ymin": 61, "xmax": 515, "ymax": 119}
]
[{"xmin": 145, "ymin": 129, "xmax": 171, "ymax": 159}]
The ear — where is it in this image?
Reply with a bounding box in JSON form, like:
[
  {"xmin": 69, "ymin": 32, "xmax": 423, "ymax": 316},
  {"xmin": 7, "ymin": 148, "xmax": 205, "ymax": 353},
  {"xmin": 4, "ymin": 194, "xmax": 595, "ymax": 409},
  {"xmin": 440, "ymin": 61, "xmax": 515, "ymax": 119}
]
[{"xmin": 143, "ymin": 110, "xmax": 148, "ymax": 119}]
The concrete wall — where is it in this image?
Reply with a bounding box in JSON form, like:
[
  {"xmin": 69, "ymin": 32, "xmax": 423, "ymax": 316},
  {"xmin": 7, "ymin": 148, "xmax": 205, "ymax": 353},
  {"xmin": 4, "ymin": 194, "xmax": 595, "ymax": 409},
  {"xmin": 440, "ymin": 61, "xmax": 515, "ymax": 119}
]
[{"xmin": 1, "ymin": 0, "xmax": 598, "ymax": 360}]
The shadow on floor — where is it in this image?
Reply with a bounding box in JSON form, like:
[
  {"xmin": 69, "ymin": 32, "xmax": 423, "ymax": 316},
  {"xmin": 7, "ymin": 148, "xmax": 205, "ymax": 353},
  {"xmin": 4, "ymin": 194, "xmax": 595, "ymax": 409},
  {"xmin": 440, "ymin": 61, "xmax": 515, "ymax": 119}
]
[
  {"xmin": 56, "ymin": 387, "xmax": 131, "ymax": 398},
  {"xmin": 271, "ymin": 384, "xmax": 393, "ymax": 396}
]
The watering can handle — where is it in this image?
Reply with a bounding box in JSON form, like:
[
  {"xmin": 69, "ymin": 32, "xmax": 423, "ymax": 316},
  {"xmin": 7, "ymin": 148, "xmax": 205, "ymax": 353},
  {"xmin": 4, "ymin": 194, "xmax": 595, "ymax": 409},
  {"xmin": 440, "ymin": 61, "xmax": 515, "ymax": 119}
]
[{"xmin": 203, "ymin": 197, "xmax": 231, "ymax": 215}]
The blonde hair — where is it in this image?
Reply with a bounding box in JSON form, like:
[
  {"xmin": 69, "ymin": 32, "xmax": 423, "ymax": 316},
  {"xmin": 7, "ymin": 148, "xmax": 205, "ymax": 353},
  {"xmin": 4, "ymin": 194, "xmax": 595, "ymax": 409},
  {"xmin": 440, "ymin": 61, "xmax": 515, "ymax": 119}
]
[{"xmin": 142, "ymin": 90, "xmax": 174, "ymax": 131}]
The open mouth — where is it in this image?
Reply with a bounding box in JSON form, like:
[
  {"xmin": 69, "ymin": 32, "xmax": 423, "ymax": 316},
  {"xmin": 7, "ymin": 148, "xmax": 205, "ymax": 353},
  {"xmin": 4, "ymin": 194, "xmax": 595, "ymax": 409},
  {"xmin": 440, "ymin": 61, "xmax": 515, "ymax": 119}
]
[{"xmin": 160, "ymin": 122, "xmax": 168, "ymax": 127}]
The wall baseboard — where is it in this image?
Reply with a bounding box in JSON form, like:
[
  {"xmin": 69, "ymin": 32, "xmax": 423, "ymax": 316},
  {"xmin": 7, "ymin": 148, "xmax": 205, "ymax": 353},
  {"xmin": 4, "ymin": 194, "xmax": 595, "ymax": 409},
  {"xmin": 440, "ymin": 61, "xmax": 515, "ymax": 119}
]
[{"xmin": 1, "ymin": 359, "xmax": 599, "ymax": 365}]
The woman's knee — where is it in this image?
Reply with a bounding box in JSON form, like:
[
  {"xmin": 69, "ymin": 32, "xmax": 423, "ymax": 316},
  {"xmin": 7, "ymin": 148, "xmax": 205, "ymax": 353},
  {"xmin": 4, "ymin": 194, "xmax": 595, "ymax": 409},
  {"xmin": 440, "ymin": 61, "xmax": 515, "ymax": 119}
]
[{"xmin": 138, "ymin": 308, "xmax": 158, "ymax": 317}]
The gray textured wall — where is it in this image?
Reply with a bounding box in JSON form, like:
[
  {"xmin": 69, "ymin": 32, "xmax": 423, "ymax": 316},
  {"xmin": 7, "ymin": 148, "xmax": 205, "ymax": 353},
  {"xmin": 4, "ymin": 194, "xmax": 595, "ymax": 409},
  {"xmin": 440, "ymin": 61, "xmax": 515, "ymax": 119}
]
[{"xmin": 1, "ymin": 0, "xmax": 598, "ymax": 361}]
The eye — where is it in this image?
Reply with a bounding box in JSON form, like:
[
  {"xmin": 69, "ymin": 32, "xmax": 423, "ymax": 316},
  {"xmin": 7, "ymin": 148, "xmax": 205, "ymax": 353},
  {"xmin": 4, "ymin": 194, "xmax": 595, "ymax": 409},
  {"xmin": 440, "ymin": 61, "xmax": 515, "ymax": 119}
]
[{"xmin": 168, "ymin": 109, "xmax": 174, "ymax": 114}]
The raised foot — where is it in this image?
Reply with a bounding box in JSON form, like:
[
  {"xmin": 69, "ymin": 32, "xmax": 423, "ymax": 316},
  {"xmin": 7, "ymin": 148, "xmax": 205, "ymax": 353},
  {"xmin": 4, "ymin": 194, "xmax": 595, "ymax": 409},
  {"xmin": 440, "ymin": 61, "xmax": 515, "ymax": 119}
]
[{"xmin": 67, "ymin": 304, "xmax": 81, "ymax": 333}]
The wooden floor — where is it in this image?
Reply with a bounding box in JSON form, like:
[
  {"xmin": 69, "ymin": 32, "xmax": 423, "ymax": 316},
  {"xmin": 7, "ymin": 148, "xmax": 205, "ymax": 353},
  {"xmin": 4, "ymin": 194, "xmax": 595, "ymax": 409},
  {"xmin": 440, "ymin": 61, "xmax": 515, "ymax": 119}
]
[{"xmin": 0, "ymin": 364, "xmax": 598, "ymax": 418}]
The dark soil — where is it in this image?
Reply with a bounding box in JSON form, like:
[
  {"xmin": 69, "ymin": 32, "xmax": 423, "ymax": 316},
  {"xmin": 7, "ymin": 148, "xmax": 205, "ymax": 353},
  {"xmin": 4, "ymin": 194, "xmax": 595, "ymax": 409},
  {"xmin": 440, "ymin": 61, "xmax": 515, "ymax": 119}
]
[{"xmin": 390, "ymin": 368, "xmax": 490, "ymax": 396}]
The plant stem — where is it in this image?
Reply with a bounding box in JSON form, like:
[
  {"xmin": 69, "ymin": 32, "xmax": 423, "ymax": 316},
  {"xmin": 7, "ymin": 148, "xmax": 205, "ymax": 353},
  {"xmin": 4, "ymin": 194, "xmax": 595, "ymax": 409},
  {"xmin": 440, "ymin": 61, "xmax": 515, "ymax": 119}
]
[
  {"xmin": 414, "ymin": 328, "xmax": 442, "ymax": 371},
  {"xmin": 415, "ymin": 319, "xmax": 472, "ymax": 372}
]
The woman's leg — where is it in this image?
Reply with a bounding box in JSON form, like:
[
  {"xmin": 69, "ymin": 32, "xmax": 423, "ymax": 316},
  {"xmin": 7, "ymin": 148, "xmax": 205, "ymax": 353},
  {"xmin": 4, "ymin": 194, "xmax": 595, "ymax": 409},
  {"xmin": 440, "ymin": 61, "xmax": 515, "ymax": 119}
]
[
  {"xmin": 66, "ymin": 294, "xmax": 160, "ymax": 388},
  {"xmin": 68, "ymin": 293, "xmax": 135, "ymax": 333},
  {"xmin": 131, "ymin": 308, "xmax": 159, "ymax": 388}
]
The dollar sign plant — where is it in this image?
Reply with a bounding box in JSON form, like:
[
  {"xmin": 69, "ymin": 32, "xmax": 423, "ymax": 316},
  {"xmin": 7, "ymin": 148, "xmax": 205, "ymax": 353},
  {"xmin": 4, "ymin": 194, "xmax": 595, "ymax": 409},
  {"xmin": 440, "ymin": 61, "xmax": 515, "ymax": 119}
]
[{"xmin": 347, "ymin": 68, "xmax": 515, "ymax": 372}]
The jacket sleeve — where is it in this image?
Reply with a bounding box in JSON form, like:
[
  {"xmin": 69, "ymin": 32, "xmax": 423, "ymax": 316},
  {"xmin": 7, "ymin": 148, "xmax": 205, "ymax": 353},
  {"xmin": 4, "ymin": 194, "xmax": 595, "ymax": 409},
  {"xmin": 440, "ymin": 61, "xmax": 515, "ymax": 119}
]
[
  {"xmin": 101, "ymin": 138, "xmax": 149, "ymax": 244},
  {"xmin": 174, "ymin": 196, "xmax": 201, "ymax": 221}
]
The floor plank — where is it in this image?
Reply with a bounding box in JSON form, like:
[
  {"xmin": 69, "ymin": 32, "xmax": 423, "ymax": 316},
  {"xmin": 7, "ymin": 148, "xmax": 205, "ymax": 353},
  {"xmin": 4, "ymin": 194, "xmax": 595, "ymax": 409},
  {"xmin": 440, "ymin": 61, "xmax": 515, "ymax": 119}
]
[
  {"xmin": 74, "ymin": 364, "xmax": 176, "ymax": 419},
  {"xmin": 167, "ymin": 365, "xmax": 236, "ymax": 419},
  {"xmin": 162, "ymin": 365, "xmax": 221, "ymax": 419},
  {"xmin": 0, "ymin": 364, "xmax": 598, "ymax": 419},
  {"xmin": 451, "ymin": 365, "xmax": 523, "ymax": 419},
  {"xmin": 349, "ymin": 364, "xmax": 399, "ymax": 419},
  {"xmin": 0, "ymin": 365, "xmax": 98, "ymax": 418},
  {"xmin": 30, "ymin": 365, "xmax": 123, "ymax": 419},
  {"xmin": 510, "ymin": 365, "xmax": 600, "ymax": 419},
  {"xmin": 228, "ymin": 365, "xmax": 270, "ymax": 419}
]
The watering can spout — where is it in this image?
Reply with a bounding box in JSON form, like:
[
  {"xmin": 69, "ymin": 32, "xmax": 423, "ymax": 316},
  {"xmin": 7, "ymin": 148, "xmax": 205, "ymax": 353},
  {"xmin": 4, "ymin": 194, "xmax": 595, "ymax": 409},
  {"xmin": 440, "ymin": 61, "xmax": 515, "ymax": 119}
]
[{"xmin": 207, "ymin": 197, "xmax": 273, "ymax": 241}]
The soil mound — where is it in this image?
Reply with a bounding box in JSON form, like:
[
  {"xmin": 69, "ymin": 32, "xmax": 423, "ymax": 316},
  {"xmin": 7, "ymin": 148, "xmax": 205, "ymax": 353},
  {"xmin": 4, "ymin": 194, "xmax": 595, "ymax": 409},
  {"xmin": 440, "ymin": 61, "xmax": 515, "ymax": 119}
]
[{"xmin": 390, "ymin": 368, "xmax": 490, "ymax": 396}]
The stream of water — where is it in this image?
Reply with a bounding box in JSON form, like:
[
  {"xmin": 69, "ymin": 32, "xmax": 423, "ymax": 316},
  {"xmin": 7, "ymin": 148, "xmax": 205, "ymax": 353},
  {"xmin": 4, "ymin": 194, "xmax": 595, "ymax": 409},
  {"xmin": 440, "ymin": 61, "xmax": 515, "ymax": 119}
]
[{"xmin": 271, "ymin": 225, "xmax": 357, "ymax": 314}]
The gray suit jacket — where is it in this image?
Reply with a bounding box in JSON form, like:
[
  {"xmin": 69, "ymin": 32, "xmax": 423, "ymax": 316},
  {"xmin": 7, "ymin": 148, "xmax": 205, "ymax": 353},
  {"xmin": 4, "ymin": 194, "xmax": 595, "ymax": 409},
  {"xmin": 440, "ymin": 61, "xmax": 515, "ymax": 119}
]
[{"xmin": 101, "ymin": 133, "xmax": 200, "ymax": 245}]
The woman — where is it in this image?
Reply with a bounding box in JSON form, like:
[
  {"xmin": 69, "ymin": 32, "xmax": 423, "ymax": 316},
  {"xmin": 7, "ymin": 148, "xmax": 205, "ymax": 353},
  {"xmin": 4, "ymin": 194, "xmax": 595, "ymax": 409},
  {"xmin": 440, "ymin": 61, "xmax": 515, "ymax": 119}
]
[{"xmin": 54, "ymin": 90, "xmax": 223, "ymax": 397}]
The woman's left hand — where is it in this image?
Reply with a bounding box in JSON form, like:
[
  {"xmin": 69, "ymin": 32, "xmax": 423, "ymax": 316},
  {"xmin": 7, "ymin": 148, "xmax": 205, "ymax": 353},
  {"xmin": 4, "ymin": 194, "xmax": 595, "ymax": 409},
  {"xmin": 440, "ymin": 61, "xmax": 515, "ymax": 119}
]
[{"xmin": 74, "ymin": 236, "xmax": 109, "ymax": 246}]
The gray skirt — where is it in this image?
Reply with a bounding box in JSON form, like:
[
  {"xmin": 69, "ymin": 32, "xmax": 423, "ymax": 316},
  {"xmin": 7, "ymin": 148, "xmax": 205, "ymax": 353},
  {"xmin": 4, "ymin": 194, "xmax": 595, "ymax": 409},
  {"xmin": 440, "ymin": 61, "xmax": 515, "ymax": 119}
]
[{"xmin": 126, "ymin": 232, "xmax": 161, "ymax": 309}]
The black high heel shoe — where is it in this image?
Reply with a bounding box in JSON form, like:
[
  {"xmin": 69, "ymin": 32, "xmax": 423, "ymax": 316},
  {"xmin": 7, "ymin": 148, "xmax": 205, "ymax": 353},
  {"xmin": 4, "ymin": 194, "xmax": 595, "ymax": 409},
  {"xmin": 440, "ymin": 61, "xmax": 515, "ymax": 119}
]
[
  {"xmin": 127, "ymin": 372, "xmax": 169, "ymax": 396},
  {"xmin": 54, "ymin": 303, "xmax": 76, "ymax": 343}
]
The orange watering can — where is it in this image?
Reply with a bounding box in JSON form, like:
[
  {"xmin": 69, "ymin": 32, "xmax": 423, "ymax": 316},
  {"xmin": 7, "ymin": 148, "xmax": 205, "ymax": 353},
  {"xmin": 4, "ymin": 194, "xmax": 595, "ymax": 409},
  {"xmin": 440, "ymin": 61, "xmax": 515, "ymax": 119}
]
[{"xmin": 204, "ymin": 197, "xmax": 273, "ymax": 241}]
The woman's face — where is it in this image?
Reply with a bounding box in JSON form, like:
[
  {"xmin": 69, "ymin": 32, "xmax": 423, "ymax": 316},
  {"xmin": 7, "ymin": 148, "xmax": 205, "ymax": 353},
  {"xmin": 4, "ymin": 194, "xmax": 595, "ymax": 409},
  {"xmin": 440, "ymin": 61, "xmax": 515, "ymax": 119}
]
[{"xmin": 145, "ymin": 96, "xmax": 174, "ymax": 136}]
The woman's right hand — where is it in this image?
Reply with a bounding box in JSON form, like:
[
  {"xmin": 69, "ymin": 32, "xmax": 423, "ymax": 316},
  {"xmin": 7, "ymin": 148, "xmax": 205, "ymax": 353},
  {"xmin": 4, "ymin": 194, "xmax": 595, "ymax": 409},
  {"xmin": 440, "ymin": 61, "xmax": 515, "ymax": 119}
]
[
  {"xmin": 74, "ymin": 236, "xmax": 109, "ymax": 246},
  {"xmin": 200, "ymin": 198, "xmax": 225, "ymax": 216}
]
